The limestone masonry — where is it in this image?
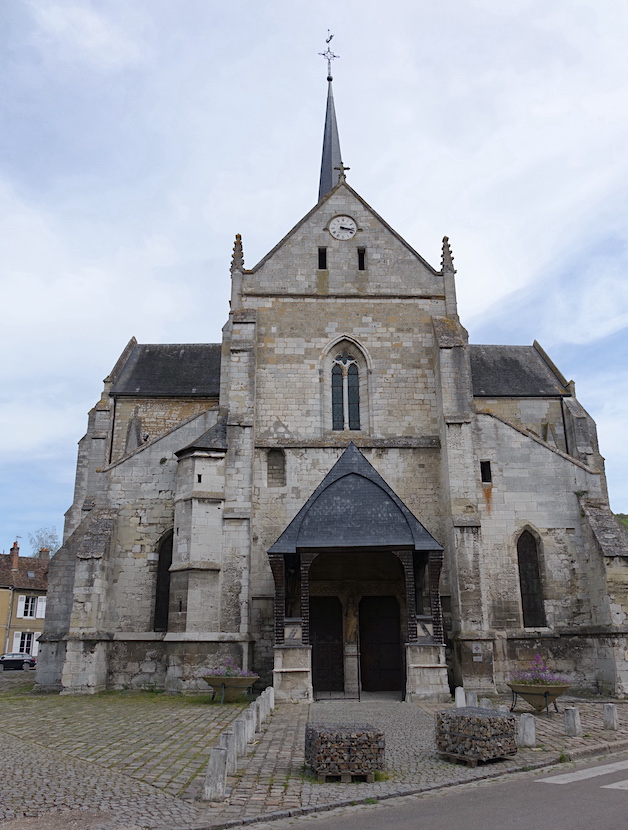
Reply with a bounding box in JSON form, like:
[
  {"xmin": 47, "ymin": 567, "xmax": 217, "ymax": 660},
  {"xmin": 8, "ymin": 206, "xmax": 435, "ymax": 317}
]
[{"xmin": 37, "ymin": 72, "xmax": 628, "ymax": 701}]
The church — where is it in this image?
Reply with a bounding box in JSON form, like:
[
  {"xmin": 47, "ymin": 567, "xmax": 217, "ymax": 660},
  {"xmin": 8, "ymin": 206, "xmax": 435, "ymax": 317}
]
[{"xmin": 37, "ymin": 63, "xmax": 628, "ymax": 701}]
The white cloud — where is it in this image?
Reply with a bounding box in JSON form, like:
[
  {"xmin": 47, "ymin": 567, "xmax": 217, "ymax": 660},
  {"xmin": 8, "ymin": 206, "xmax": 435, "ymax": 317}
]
[
  {"xmin": 27, "ymin": 2, "xmax": 148, "ymax": 71},
  {"xmin": 2, "ymin": 0, "xmax": 628, "ymax": 542}
]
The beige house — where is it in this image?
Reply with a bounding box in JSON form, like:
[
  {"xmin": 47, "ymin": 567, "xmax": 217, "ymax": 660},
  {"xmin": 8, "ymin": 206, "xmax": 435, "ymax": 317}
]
[{"xmin": 1, "ymin": 543, "xmax": 48, "ymax": 657}]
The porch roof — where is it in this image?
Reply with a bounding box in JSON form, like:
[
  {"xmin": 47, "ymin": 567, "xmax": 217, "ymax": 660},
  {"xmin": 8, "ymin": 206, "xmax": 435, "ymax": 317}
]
[{"xmin": 268, "ymin": 443, "xmax": 442, "ymax": 554}]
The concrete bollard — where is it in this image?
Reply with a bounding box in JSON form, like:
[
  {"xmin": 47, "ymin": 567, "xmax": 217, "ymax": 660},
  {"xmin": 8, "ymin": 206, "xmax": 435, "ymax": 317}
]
[
  {"xmin": 479, "ymin": 697, "xmax": 493, "ymax": 710},
  {"xmin": 220, "ymin": 728, "xmax": 237, "ymax": 775},
  {"xmin": 517, "ymin": 713, "xmax": 536, "ymax": 748},
  {"xmin": 455, "ymin": 687, "xmax": 466, "ymax": 708},
  {"xmin": 268, "ymin": 685, "xmax": 275, "ymax": 710},
  {"xmin": 604, "ymin": 703, "xmax": 619, "ymax": 731},
  {"xmin": 466, "ymin": 692, "xmax": 478, "ymax": 708},
  {"xmin": 202, "ymin": 746, "xmax": 228, "ymax": 802},
  {"xmin": 244, "ymin": 707, "xmax": 256, "ymax": 742},
  {"xmin": 255, "ymin": 698, "xmax": 263, "ymax": 732},
  {"xmin": 260, "ymin": 690, "xmax": 269, "ymax": 722},
  {"xmin": 564, "ymin": 706, "xmax": 583, "ymax": 737},
  {"xmin": 234, "ymin": 717, "xmax": 247, "ymax": 757}
]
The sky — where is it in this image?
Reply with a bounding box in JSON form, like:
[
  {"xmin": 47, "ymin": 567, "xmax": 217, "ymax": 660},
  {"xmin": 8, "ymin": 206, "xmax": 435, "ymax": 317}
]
[{"xmin": 1, "ymin": 0, "xmax": 627, "ymax": 553}]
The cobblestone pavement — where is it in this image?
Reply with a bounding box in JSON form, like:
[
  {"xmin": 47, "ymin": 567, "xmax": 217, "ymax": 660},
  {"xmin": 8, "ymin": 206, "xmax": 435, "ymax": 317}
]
[{"xmin": 3, "ymin": 673, "xmax": 628, "ymax": 830}]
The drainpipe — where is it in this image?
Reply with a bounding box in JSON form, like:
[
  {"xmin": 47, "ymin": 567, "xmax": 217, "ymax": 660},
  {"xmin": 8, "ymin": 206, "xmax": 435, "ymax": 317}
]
[{"xmin": 4, "ymin": 586, "xmax": 14, "ymax": 653}]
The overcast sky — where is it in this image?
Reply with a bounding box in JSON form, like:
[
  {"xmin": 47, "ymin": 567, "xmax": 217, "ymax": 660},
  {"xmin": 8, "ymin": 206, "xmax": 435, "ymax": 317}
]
[{"xmin": 1, "ymin": 0, "xmax": 627, "ymax": 553}]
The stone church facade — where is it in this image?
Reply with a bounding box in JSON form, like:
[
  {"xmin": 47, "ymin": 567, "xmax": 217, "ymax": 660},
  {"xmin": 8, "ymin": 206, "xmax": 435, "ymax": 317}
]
[{"xmin": 37, "ymin": 76, "xmax": 628, "ymax": 700}]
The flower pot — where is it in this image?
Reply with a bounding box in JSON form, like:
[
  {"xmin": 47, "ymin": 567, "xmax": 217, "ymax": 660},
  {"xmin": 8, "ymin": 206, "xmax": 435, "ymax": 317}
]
[
  {"xmin": 202, "ymin": 675, "xmax": 259, "ymax": 702},
  {"xmin": 507, "ymin": 683, "xmax": 569, "ymax": 713}
]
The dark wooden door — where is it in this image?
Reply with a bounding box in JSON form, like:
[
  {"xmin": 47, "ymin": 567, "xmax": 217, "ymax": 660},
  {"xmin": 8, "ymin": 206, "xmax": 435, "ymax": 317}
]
[
  {"xmin": 311, "ymin": 596, "xmax": 344, "ymax": 692},
  {"xmin": 359, "ymin": 596, "xmax": 403, "ymax": 691}
]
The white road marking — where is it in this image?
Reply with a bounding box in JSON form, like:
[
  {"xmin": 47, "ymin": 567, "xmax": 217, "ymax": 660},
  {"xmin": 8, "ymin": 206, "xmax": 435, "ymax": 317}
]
[
  {"xmin": 601, "ymin": 780, "xmax": 628, "ymax": 790},
  {"xmin": 538, "ymin": 759, "xmax": 628, "ymax": 784}
]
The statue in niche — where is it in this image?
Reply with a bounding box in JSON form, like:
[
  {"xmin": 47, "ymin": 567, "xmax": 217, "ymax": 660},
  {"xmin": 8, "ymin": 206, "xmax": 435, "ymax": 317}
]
[
  {"xmin": 285, "ymin": 555, "xmax": 301, "ymax": 617},
  {"xmin": 345, "ymin": 593, "xmax": 358, "ymax": 643}
]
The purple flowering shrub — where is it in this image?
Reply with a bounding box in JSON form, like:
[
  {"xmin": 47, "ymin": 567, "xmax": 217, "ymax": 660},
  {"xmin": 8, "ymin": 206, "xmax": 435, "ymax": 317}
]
[
  {"xmin": 205, "ymin": 657, "xmax": 257, "ymax": 677},
  {"xmin": 509, "ymin": 653, "xmax": 569, "ymax": 686}
]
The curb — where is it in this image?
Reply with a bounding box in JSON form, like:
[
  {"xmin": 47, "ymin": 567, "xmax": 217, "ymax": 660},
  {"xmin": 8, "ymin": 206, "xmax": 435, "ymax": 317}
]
[{"xmin": 197, "ymin": 738, "xmax": 628, "ymax": 829}]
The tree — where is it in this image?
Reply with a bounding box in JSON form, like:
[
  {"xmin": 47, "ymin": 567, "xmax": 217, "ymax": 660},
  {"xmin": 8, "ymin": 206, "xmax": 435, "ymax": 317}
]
[
  {"xmin": 615, "ymin": 514, "xmax": 628, "ymax": 529},
  {"xmin": 28, "ymin": 526, "xmax": 60, "ymax": 557}
]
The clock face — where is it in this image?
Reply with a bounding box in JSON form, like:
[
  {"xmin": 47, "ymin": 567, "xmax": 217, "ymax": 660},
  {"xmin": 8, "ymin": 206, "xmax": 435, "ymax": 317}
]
[{"xmin": 329, "ymin": 215, "xmax": 357, "ymax": 240}]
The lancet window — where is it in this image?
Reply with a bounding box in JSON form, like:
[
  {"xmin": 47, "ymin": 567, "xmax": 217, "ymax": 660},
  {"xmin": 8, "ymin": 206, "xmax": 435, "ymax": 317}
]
[
  {"xmin": 517, "ymin": 529, "xmax": 546, "ymax": 628},
  {"xmin": 331, "ymin": 350, "xmax": 360, "ymax": 430},
  {"xmin": 153, "ymin": 530, "xmax": 173, "ymax": 632}
]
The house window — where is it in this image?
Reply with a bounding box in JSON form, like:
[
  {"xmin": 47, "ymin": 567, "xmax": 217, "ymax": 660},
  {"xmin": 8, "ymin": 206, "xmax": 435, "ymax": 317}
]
[
  {"xmin": 12, "ymin": 631, "xmax": 34, "ymax": 654},
  {"xmin": 357, "ymin": 247, "xmax": 366, "ymax": 271},
  {"xmin": 517, "ymin": 530, "xmax": 546, "ymax": 627},
  {"xmin": 18, "ymin": 596, "xmax": 38, "ymax": 618},
  {"xmin": 331, "ymin": 350, "xmax": 360, "ymax": 430},
  {"xmin": 267, "ymin": 449, "xmax": 286, "ymax": 487},
  {"xmin": 318, "ymin": 247, "xmax": 327, "ymax": 270},
  {"xmin": 480, "ymin": 461, "xmax": 492, "ymax": 483}
]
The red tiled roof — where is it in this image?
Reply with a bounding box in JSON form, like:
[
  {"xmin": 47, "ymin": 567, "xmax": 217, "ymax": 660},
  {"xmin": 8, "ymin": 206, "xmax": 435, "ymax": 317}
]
[{"xmin": 0, "ymin": 554, "xmax": 48, "ymax": 591}]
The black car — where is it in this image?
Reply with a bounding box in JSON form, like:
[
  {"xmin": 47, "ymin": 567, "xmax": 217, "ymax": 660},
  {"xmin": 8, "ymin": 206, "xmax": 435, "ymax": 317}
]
[{"xmin": 0, "ymin": 653, "xmax": 37, "ymax": 671}]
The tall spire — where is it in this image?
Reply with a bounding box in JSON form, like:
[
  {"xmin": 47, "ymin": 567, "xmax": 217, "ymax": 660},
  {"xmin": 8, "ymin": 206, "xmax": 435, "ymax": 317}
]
[{"xmin": 318, "ymin": 34, "xmax": 343, "ymax": 202}]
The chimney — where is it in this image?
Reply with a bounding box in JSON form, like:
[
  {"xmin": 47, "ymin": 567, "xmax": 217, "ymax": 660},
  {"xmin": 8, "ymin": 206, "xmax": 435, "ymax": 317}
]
[
  {"xmin": 39, "ymin": 548, "xmax": 50, "ymax": 561},
  {"xmin": 10, "ymin": 542, "xmax": 19, "ymax": 570}
]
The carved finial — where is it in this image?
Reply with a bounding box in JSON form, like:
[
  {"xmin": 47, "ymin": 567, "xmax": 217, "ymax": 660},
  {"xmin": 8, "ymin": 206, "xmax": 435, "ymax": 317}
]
[
  {"xmin": 334, "ymin": 162, "xmax": 350, "ymax": 183},
  {"xmin": 319, "ymin": 30, "xmax": 339, "ymax": 81},
  {"xmin": 231, "ymin": 233, "xmax": 244, "ymax": 271},
  {"xmin": 441, "ymin": 236, "xmax": 456, "ymax": 273}
]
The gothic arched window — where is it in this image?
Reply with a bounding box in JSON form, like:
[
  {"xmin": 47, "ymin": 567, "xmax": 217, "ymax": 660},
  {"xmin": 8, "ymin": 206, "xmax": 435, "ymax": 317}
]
[
  {"xmin": 517, "ymin": 530, "xmax": 546, "ymax": 628},
  {"xmin": 153, "ymin": 530, "xmax": 173, "ymax": 632},
  {"xmin": 331, "ymin": 350, "xmax": 360, "ymax": 430}
]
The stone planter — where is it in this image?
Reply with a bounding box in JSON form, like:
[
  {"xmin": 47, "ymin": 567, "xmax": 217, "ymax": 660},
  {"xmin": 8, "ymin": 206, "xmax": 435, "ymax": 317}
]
[
  {"xmin": 508, "ymin": 683, "xmax": 569, "ymax": 715},
  {"xmin": 202, "ymin": 675, "xmax": 259, "ymax": 703}
]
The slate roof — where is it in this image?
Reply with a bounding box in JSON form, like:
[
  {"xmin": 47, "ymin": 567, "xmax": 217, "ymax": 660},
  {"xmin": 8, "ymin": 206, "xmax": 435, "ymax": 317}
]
[
  {"xmin": 176, "ymin": 416, "xmax": 228, "ymax": 456},
  {"xmin": 110, "ymin": 344, "xmax": 221, "ymax": 398},
  {"xmin": 0, "ymin": 554, "xmax": 48, "ymax": 591},
  {"xmin": 269, "ymin": 443, "xmax": 442, "ymax": 554},
  {"xmin": 469, "ymin": 345, "xmax": 570, "ymax": 397}
]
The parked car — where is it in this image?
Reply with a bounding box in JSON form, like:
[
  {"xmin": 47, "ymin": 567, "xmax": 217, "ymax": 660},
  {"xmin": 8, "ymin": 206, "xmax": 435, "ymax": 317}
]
[{"xmin": 0, "ymin": 653, "xmax": 37, "ymax": 671}]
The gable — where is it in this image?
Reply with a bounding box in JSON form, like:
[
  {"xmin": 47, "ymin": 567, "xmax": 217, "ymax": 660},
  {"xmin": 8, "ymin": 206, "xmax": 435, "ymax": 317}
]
[{"xmin": 243, "ymin": 183, "xmax": 443, "ymax": 298}]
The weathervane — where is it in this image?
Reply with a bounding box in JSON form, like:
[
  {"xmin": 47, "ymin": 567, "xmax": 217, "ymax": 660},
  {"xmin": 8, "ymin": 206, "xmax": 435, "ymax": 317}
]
[{"xmin": 319, "ymin": 30, "xmax": 339, "ymax": 81}]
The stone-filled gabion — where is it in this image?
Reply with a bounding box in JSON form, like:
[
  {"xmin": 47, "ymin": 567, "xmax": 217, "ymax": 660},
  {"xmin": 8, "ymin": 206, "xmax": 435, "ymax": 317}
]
[
  {"xmin": 305, "ymin": 723, "xmax": 385, "ymax": 778},
  {"xmin": 435, "ymin": 707, "xmax": 517, "ymax": 762}
]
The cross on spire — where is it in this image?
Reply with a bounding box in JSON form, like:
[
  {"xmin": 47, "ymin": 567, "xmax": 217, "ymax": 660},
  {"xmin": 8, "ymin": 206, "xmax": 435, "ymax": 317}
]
[
  {"xmin": 319, "ymin": 30, "xmax": 339, "ymax": 81},
  {"xmin": 334, "ymin": 162, "xmax": 350, "ymax": 183}
]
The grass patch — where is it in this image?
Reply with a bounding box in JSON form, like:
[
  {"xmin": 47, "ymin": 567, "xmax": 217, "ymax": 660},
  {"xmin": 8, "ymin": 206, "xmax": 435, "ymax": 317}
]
[
  {"xmin": 373, "ymin": 770, "xmax": 389, "ymax": 782},
  {"xmin": 0, "ymin": 680, "xmax": 36, "ymax": 698}
]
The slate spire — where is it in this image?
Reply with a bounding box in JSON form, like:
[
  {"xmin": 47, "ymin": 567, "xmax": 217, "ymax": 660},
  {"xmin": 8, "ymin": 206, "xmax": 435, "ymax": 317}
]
[{"xmin": 318, "ymin": 36, "xmax": 343, "ymax": 202}]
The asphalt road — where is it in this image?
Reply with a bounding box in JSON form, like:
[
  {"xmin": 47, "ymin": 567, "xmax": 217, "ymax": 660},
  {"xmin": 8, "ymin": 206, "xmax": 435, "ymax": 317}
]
[{"xmin": 255, "ymin": 752, "xmax": 628, "ymax": 830}]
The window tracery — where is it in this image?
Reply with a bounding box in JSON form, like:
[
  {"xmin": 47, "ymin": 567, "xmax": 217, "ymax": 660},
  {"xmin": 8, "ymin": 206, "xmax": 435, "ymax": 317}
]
[{"xmin": 331, "ymin": 349, "xmax": 360, "ymax": 430}]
